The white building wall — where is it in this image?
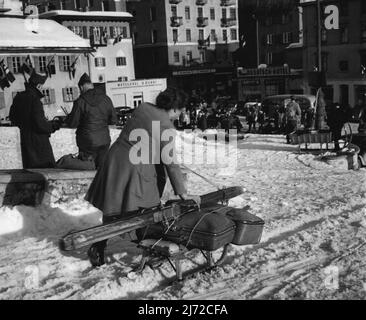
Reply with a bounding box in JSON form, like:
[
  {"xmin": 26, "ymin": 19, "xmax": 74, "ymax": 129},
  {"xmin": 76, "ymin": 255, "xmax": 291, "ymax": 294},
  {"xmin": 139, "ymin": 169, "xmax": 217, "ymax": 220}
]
[
  {"xmin": 90, "ymin": 38, "xmax": 135, "ymax": 84},
  {"xmin": 0, "ymin": 53, "xmax": 89, "ymax": 121}
]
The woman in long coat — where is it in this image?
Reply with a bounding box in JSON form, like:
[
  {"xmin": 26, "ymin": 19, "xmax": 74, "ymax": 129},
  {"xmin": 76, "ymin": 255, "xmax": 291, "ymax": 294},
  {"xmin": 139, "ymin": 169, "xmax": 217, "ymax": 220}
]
[
  {"xmin": 9, "ymin": 73, "xmax": 60, "ymax": 168},
  {"xmin": 85, "ymin": 87, "xmax": 196, "ymax": 266}
]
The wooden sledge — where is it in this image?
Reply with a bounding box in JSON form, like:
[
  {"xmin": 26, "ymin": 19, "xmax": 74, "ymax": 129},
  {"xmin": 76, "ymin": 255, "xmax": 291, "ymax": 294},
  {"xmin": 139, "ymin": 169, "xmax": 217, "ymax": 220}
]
[{"xmin": 135, "ymin": 239, "xmax": 231, "ymax": 281}]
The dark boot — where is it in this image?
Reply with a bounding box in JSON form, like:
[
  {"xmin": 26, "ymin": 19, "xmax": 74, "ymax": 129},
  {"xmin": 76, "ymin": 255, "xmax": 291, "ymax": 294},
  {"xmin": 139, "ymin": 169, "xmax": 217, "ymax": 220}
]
[{"xmin": 87, "ymin": 240, "xmax": 107, "ymax": 267}]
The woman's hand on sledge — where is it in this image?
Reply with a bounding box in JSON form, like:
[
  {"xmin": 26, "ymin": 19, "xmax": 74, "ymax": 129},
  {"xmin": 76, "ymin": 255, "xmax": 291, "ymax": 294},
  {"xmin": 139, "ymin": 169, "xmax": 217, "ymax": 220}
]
[{"xmin": 179, "ymin": 194, "xmax": 201, "ymax": 207}]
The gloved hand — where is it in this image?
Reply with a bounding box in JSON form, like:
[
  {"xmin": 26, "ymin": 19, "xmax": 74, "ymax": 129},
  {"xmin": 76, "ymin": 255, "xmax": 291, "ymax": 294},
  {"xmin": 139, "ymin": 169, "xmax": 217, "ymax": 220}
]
[{"xmin": 179, "ymin": 193, "xmax": 201, "ymax": 207}]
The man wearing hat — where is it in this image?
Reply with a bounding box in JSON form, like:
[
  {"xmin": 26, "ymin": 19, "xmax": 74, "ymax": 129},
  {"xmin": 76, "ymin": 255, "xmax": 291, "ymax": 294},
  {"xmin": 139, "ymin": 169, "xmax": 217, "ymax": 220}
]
[
  {"xmin": 66, "ymin": 73, "xmax": 117, "ymax": 169},
  {"xmin": 9, "ymin": 72, "xmax": 61, "ymax": 168}
]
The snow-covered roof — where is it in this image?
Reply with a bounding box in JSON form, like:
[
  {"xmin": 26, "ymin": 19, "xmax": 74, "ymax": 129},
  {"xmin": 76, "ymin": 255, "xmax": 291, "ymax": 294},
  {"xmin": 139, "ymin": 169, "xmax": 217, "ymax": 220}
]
[
  {"xmin": 39, "ymin": 10, "xmax": 133, "ymax": 21},
  {"xmin": 0, "ymin": 17, "xmax": 93, "ymax": 53}
]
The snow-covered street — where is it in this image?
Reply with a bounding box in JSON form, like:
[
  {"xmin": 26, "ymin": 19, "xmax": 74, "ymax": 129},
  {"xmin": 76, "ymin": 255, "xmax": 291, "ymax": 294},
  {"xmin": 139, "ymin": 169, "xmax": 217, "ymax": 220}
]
[{"xmin": 0, "ymin": 128, "xmax": 365, "ymax": 300}]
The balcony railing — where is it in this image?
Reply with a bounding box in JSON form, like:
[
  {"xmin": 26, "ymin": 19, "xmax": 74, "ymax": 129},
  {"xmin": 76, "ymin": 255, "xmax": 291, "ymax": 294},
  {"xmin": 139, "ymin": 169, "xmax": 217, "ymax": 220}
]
[
  {"xmin": 197, "ymin": 17, "xmax": 208, "ymax": 27},
  {"xmin": 220, "ymin": 0, "xmax": 236, "ymax": 6},
  {"xmin": 196, "ymin": 0, "xmax": 208, "ymax": 5},
  {"xmin": 221, "ymin": 17, "xmax": 237, "ymax": 27},
  {"xmin": 170, "ymin": 16, "xmax": 183, "ymax": 27},
  {"xmin": 198, "ymin": 39, "xmax": 210, "ymax": 48},
  {"xmin": 169, "ymin": 0, "xmax": 182, "ymax": 4}
]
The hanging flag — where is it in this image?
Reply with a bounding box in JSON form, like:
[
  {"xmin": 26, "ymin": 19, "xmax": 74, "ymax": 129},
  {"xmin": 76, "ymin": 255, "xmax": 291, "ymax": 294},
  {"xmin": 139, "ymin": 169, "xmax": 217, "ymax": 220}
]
[
  {"xmin": 1, "ymin": 60, "xmax": 15, "ymax": 83},
  {"xmin": 21, "ymin": 55, "xmax": 34, "ymax": 75},
  {"xmin": 68, "ymin": 56, "xmax": 79, "ymax": 80},
  {"xmin": 206, "ymin": 35, "xmax": 210, "ymax": 47},
  {"xmin": 45, "ymin": 56, "xmax": 55, "ymax": 79},
  {"xmin": 101, "ymin": 27, "xmax": 108, "ymax": 45},
  {"xmin": 113, "ymin": 33, "xmax": 123, "ymax": 45},
  {"xmin": 0, "ymin": 61, "xmax": 10, "ymax": 90}
]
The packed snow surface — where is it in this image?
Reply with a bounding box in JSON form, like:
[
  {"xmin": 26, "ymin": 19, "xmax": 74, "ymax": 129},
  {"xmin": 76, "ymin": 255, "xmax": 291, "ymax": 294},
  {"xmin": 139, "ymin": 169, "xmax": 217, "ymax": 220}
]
[{"xmin": 0, "ymin": 128, "xmax": 365, "ymax": 300}]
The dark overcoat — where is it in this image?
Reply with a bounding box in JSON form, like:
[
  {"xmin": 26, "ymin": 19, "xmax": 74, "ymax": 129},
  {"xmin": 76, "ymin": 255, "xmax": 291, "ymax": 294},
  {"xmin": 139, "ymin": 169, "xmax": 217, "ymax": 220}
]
[
  {"xmin": 9, "ymin": 85, "xmax": 57, "ymax": 169},
  {"xmin": 85, "ymin": 102, "xmax": 187, "ymax": 217}
]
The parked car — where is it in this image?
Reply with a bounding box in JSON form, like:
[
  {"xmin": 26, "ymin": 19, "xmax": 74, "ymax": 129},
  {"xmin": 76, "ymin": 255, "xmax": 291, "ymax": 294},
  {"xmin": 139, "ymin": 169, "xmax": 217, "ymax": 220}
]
[{"xmin": 115, "ymin": 106, "xmax": 134, "ymax": 127}]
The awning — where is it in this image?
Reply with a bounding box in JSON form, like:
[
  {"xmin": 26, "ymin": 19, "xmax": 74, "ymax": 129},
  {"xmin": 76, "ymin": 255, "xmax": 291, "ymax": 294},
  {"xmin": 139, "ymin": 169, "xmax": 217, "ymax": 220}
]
[{"xmin": 0, "ymin": 17, "xmax": 94, "ymax": 53}]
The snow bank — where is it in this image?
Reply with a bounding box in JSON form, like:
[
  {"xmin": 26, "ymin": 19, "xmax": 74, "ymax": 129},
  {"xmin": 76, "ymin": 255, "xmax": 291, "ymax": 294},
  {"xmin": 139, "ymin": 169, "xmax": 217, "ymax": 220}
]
[{"xmin": 0, "ymin": 200, "xmax": 102, "ymax": 241}]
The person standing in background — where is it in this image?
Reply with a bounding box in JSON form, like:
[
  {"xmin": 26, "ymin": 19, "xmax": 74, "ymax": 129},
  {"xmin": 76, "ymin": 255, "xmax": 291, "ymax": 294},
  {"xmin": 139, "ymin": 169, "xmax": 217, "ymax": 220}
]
[
  {"xmin": 9, "ymin": 72, "xmax": 61, "ymax": 168},
  {"xmin": 327, "ymin": 102, "xmax": 346, "ymax": 151},
  {"xmin": 285, "ymin": 96, "xmax": 302, "ymax": 144},
  {"xmin": 66, "ymin": 73, "xmax": 117, "ymax": 169}
]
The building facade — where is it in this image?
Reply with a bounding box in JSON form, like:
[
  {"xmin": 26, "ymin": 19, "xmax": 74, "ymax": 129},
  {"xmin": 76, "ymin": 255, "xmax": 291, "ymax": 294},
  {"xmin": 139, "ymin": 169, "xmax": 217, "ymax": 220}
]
[
  {"xmin": 127, "ymin": 0, "xmax": 240, "ymax": 101},
  {"xmin": 301, "ymin": 0, "xmax": 366, "ymax": 110},
  {"xmin": 28, "ymin": 0, "xmax": 128, "ymax": 12},
  {"xmin": 236, "ymin": 0, "xmax": 304, "ymax": 101},
  {"xmin": 0, "ymin": 1, "xmax": 92, "ymax": 122}
]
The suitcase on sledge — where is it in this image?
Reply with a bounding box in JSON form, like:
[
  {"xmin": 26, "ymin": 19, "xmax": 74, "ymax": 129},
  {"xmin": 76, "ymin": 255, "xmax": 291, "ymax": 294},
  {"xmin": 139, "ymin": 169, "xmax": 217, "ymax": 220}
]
[
  {"xmin": 136, "ymin": 205, "xmax": 265, "ymax": 249},
  {"xmin": 227, "ymin": 207, "xmax": 265, "ymax": 245},
  {"xmin": 137, "ymin": 205, "xmax": 236, "ymax": 252}
]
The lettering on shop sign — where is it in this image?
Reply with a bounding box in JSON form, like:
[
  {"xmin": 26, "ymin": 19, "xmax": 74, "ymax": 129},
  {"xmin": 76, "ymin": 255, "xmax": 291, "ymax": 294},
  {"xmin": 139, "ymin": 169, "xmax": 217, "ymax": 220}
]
[
  {"xmin": 172, "ymin": 69, "xmax": 216, "ymax": 76},
  {"xmin": 115, "ymin": 80, "xmax": 162, "ymax": 88},
  {"xmin": 324, "ymin": 5, "xmax": 339, "ymax": 30}
]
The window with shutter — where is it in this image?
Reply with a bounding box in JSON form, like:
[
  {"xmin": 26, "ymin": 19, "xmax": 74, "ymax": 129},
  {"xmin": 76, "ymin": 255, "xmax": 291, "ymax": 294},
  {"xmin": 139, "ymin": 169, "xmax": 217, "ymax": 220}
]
[
  {"xmin": 95, "ymin": 57, "xmax": 106, "ymax": 68},
  {"xmin": 9, "ymin": 56, "xmax": 22, "ymax": 74},
  {"xmin": 122, "ymin": 27, "xmax": 127, "ymax": 38},
  {"xmin": 38, "ymin": 56, "xmax": 47, "ymax": 73},
  {"xmin": 60, "ymin": 56, "xmax": 71, "ymax": 72},
  {"xmin": 42, "ymin": 89, "xmax": 51, "ymax": 104},
  {"xmin": 116, "ymin": 57, "xmax": 127, "ymax": 66}
]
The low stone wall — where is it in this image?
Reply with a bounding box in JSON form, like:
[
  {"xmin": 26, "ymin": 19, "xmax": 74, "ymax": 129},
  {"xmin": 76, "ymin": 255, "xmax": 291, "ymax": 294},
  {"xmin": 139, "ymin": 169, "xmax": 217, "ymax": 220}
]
[
  {"xmin": 0, "ymin": 169, "xmax": 96, "ymax": 206},
  {"xmin": 0, "ymin": 168, "xmax": 188, "ymax": 207}
]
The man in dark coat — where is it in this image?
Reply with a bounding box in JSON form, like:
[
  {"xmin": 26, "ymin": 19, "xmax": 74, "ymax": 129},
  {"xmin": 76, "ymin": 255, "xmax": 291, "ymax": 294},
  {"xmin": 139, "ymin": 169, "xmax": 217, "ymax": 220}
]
[
  {"xmin": 327, "ymin": 102, "xmax": 346, "ymax": 151},
  {"xmin": 66, "ymin": 73, "xmax": 117, "ymax": 169},
  {"xmin": 9, "ymin": 72, "xmax": 61, "ymax": 169}
]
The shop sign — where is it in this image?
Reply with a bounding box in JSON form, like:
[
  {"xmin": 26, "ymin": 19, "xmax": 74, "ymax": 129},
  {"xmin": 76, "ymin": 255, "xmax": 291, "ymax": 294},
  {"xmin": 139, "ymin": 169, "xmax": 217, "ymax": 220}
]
[{"xmin": 172, "ymin": 68, "xmax": 216, "ymax": 76}]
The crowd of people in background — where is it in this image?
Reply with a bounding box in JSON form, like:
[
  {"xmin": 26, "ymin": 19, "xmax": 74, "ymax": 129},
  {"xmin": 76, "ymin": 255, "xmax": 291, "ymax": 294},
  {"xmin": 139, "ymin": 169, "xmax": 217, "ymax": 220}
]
[{"xmin": 171, "ymin": 92, "xmax": 366, "ymax": 152}]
